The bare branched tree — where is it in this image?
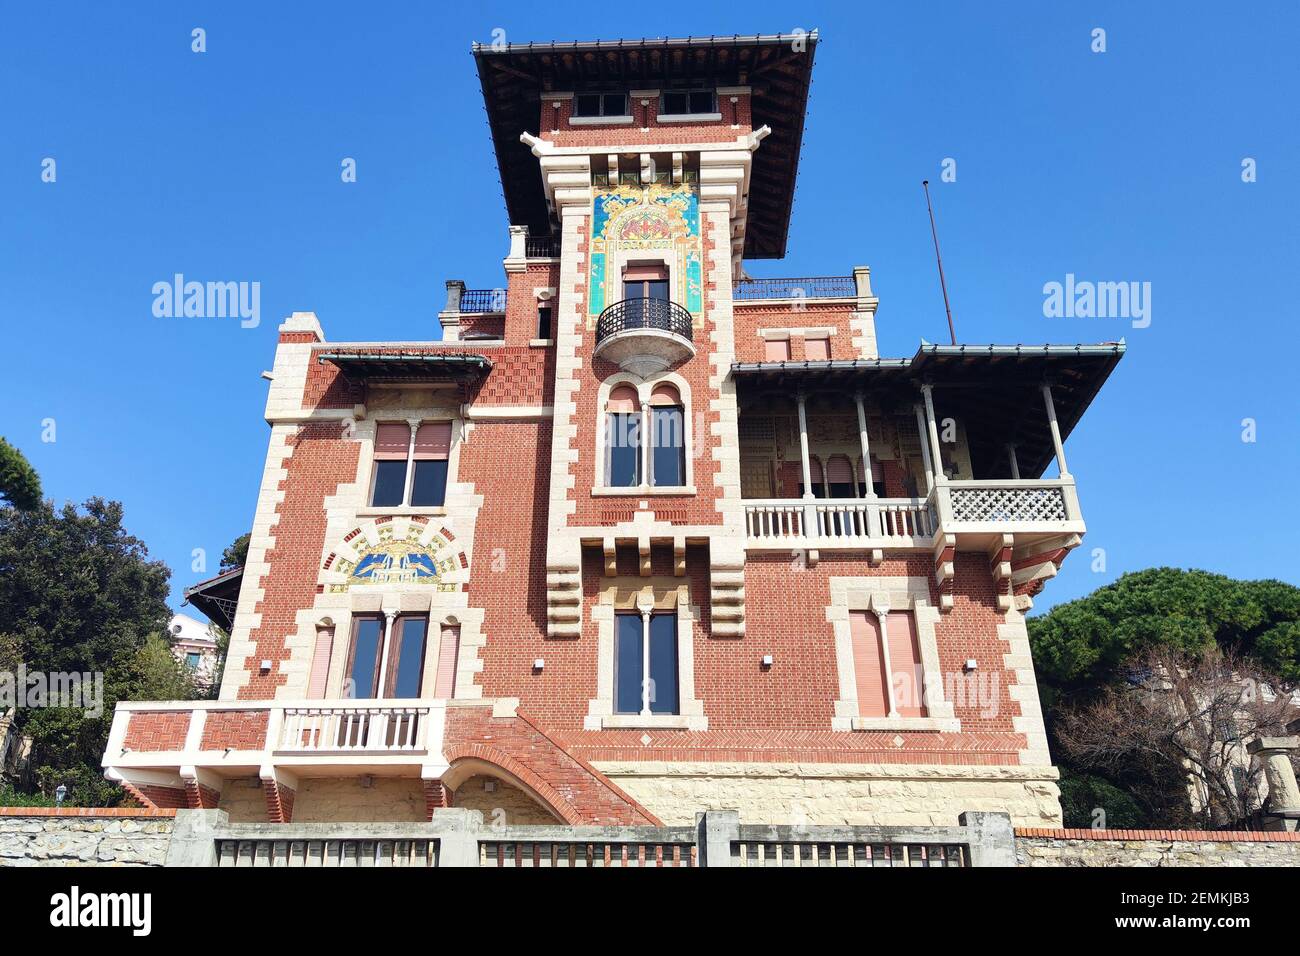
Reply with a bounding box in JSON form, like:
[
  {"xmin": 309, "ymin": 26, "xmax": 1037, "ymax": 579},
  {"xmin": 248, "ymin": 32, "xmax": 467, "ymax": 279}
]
[{"xmin": 1056, "ymin": 646, "xmax": 1299, "ymax": 828}]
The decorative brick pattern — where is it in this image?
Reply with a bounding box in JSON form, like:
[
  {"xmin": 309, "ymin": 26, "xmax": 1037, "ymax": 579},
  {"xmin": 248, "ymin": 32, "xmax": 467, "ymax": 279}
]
[
  {"xmin": 200, "ymin": 711, "xmax": 268, "ymax": 750},
  {"xmin": 123, "ymin": 712, "xmax": 188, "ymax": 752}
]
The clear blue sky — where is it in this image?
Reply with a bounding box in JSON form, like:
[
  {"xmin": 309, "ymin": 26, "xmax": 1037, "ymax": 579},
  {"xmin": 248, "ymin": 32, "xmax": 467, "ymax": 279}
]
[{"xmin": 2, "ymin": 2, "xmax": 1296, "ymax": 617}]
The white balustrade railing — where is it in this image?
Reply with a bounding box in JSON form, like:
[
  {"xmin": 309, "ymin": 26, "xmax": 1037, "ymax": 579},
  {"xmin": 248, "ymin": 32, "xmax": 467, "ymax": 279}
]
[
  {"xmin": 744, "ymin": 498, "xmax": 935, "ymax": 548},
  {"xmin": 939, "ymin": 479, "xmax": 1080, "ymax": 529},
  {"xmin": 278, "ymin": 705, "xmax": 429, "ymax": 753},
  {"xmin": 745, "ymin": 479, "xmax": 1082, "ymax": 550}
]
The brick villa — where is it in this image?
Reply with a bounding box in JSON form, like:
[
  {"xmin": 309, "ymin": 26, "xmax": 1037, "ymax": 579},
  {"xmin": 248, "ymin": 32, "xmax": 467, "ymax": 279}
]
[{"xmin": 103, "ymin": 32, "xmax": 1123, "ymax": 828}]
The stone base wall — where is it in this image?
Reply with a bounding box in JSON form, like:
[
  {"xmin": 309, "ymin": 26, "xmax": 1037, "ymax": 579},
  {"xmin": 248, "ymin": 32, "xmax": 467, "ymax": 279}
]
[
  {"xmin": 1016, "ymin": 829, "xmax": 1300, "ymax": 867},
  {"xmin": 0, "ymin": 809, "xmax": 175, "ymax": 867},
  {"xmin": 593, "ymin": 762, "xmax": 1063, "ymax": 827}
]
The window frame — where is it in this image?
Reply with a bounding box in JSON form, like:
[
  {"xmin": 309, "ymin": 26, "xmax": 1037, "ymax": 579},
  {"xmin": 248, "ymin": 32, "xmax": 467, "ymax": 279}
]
[
  {"xmin": 367, "ymin": 420, "xmax": 453, "ymax": 510},
  {"xmin": 659, "ymin": 88, "xmax": 718, "ymax": 117},
  {"xmin": 573, "ymin": 91, "xmax": 630, "ymax": 119}
]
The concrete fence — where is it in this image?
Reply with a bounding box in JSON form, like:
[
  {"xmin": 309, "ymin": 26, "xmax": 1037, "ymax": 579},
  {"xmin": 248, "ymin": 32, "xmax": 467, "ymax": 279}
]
[{"xmin": 4, "ymin": 807, "xmax": 1299, "ymax": 867}]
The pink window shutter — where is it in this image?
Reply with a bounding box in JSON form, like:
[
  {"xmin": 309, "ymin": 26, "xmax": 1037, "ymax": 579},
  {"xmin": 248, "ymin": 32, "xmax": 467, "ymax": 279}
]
[
  {"xmin": 623, "ymin": 263, "xmax": 668, "ymax": 281},
  {"xmin": 647, "ymin": 383, "xmax": 681, "ymax": 406},
  {"xmin": 826, "ymin": 455, "xmax": 853, "ymax": 484},
  {"xmin": 886, "ymin": 611, "xmax": 927, "ymax": 717},
  {"xmin": 374, "ymin": 423, "xmax": 411, "ymax": 460},
  {"xmin": 414, "ymin": 422, "xmax": 452, "ymax": 460},
  {"xmin": 607, "ymin": 385, "xmax": 639, "ymax": 413},
  {"xmin": 764, "ymin": 338, "xmax": 791, "ymax": 362},
  {"xmin": 850, "ymin": 612, "xmax": 889, "ymax": 718},
  {"xmin": 433, "ymin": 625, "xmax": 460, "ymax": 699},
  {"xmin": 307, "ymin": 628, "xmax": 334, "ymax": 698},
  {"xmin": 806, "ymin": 337, "xmax": 831, "ymax": 360}
]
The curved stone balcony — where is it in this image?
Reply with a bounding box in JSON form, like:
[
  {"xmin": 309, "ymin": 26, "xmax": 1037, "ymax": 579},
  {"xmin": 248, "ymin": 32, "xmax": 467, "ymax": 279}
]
[{"xmin": 593, "ymin": 297, "xmax": 695, "ymax": 376}]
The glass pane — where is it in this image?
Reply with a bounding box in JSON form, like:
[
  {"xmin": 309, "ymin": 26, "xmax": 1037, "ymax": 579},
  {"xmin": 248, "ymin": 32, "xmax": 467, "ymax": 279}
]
[
  {"xmin": 603, "ymin": 93, "xmax": 626, "ymax": 116},
  {"xmin": 651, "ymin": 407, "xmax": 685, "ymax": 487},
  {"xmin": 410, "ymin": 459, "xmax": 448, "ymax": 507},
  {"xmin": 614, "ymin": 614, "xmax": 643, "ymax": 714},
  {"xmin": 663, "ymin": 92, "xmax": 687, "ymax": 114},
  {"xmin": 371, "ymin": 459, "xmax": 407, "ymax": 507},
  {"xmin": 575, "ymin": 94, "xmax": 601, "ymax": 117},
  {"xmin": 390, "ymin": 617, "xmax": 427, "ymax": 699},
  {"xmin": 689, "ymin": 90, "xmax": 714, "ymax": 113},
  {"xmin": 648, "ymin": 614, "xmax": 679, "ymax": 714},
  {"xmin": 537, "ymin": 307, "xmax": 552, "ymax": 340},
  {"xmin": 646, "ymin": 279, "xmax": 669, "ymax": 301},
  {"xmin": 607, "ymin": 413, "xmax": 641, "ymax": 487},
  {"xmin": 348, "ymin": 618, "xmax": 383, "ymax": 698}
]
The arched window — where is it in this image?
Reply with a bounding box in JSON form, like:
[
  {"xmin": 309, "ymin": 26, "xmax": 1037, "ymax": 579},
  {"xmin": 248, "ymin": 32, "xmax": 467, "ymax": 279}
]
[
  {"xmin": 648, "ymin": 383, "xmax": 686, "ymax": 488},
  {"xmin": 605, "ymin": 385, "xmax": 642, "ymax": 487}
]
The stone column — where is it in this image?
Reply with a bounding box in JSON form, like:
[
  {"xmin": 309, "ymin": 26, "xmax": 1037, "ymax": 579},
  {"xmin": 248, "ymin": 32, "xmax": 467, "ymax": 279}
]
[
  {"xmin": 696, "ymin": 809, "xmax": 740, "ymax": 867},
  {"xmin": 1247, "ymin": 736, "xmax": 1300, "ymax": 831}
]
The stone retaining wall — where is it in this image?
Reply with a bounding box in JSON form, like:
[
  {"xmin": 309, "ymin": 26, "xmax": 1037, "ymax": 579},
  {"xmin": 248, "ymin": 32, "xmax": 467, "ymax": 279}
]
[
  {"xmin": 4, "ymin": 808, "xmax": 1299, "ymax": 867},
  {"xmin": 0, "ymin": 808, "xmax": 175, "ymax": 867},
  {"xmin": 1015, "ymin": 827, "xmax": 1300, "ymax": 867}
]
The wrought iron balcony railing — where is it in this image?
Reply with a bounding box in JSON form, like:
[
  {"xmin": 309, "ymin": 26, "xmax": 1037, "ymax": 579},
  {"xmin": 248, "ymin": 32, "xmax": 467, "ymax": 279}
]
[
  {"xmin": 459, "ymin": 289, "xmax": 506, "ymax": 313},
  {"xmin": 595, "ymin": 297, "xmax": 694, "ymax": 345},
  {"xmin": 732, "ymin": 276, "xmax": 857, "ymax": 301},
  {"xmin": 525, "ymin": 236, "xmax": 559, "ymax": 258}
]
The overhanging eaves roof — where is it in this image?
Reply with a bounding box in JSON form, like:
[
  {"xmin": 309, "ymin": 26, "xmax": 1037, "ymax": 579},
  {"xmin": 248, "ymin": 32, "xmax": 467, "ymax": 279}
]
[
  {"xmin": 318, "ymin": 352, "xmax": 494, "ymax": 382},
  {"xmin": 182, "ymin": 566, "xmax": 243, "ymax": 633},
  {"xmin": 730, "ymin": 341, "xmax": 1126, "ymax": 479}
]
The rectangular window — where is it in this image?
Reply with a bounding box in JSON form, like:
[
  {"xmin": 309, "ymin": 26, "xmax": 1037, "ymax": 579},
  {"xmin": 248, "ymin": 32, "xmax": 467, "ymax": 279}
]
[
  {"xmin": 805, "ymin": 337, "xmax": 831, "ymax": 361},
  {"xmin": 764, "ymin": 338, "xmax": 791, "ymax": 362},
  {"xmin": 661, "ymin": 89, "xmax": 716, "ymax": 115},
  {"xmin": 536, "ymin": 304, "xmax": 552, "ymax": 340},
  {"xmin": 614, "ymin": 611, "xmax": 679, "ymax": 715},
  {"xmin": 614, "ymin": 613, "xmax": 643, "ymax": 715},
  {"xmin": 386, "ymin": 615, "xmax": 428, "ymax": 699},
  {"xmin": 346, "ymin": 616, "xmax": 385, "ymax": 699},
  {"xmin": 370, "ymin": 423, "xmax": 411, "ymax": 507},
  {"xmin": 307, "ymin": 627, "xmax": 333, "ymax": 698},
  {"xmin": 410, "ymin": 422, "xmax": 451, "ymax": 506},
  {"xmin": 371, "ymin": 421, "xmax": 450, "ymax": 508},
  {"xmin": 575, "ymin": 92, "xmax": 628, "ymax": 118},
  {"xmin": 433, "ymin": 624, "xmax": 460, "ymax": 699},
  {"xmin": 185, "ymin": 652, "xmax": 201, "ymax": 669},
  {"xmin": 849, "ymin": 610, "xmax": 927, "ymax": 718},
  {"xmin": 650, "ymin": 406, "xmax": 685, "ymax": 487},
  {"xmin": 606, "ymin": 412, "xmax": 642, "ymax": 487},
  {"xmin": 886, "ymin": 611, "xmax": 927, "ymax": 717}
]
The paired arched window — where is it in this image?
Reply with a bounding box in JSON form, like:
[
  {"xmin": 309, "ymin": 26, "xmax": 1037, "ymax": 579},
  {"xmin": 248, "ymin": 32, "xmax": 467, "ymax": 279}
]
[
  {"xmin": 605, "ymin": 385, "xmax": 642, "ymax": 487},
  {"xmin": 602, "ymin": 380, "xmax": 689, "ymax": 489},
  {"xmin": 648, "ymin": 383, "xmax": 685, "ymax": 488}
]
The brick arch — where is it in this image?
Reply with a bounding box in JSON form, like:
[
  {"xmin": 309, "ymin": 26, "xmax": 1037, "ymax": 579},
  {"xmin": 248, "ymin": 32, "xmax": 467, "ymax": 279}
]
[{"xmin": 441, "ymin": 743, "xmax": 583, "ymax": 825}]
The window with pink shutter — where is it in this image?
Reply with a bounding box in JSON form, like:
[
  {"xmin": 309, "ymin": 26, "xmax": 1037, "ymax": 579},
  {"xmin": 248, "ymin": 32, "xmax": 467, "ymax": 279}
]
[
  {"xmin": 433, "ymin": 624, "xmax": 460, "ymax": 699},
  {"xmin": 886, "ymin": 611, "xmax": 927, "ymax": 717},
  {"xmin": 410, "ymin": 422, "xmax": 451, "ymax": 507},
  {"xmin": 371, "ymin": 423, "xmax": 411, "ymax": 507},
  {"xmin": 764, "ymin": 338, "xmax": 791, "ymax": 362},
  {"xmin": 850, "ymin": 612, "xmax": 889, "ymax": 718},
  {"xmin": 805, "ymin": 336, "xmax": 831, "ymax": 360},
  {"xmin": 307, "ymin": 626, "xmax": 334, "ymax": 698}
]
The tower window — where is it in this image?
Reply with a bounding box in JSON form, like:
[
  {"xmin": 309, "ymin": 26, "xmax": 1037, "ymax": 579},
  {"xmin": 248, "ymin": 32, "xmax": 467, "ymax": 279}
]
[
  {"xmin": 536, "ymin": 303, "xmax": 552, "ymax": 340},
  {"xmin": 661, "ymin": 89, "xmax": 716, "ymax": 115},
  {"xmin": 604, "ymin": 385, "xmax": 642, "ymax": 487},
  {"xmin": 575, "ymin": 92, "xmax": 628, "ymax": 118}
]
